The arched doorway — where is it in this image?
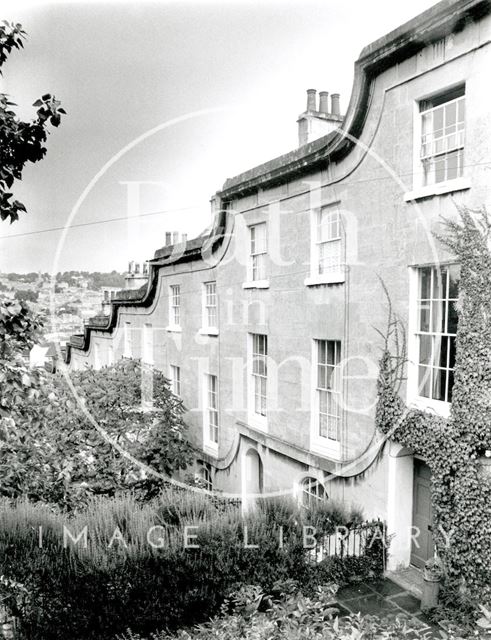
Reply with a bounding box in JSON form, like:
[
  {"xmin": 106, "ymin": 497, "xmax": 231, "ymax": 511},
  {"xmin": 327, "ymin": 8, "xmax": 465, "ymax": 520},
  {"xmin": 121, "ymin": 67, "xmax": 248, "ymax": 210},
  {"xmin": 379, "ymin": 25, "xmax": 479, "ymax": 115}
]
[{"xmin": 242, "ymin": 448, "xmax": 263, "ymax": 511}]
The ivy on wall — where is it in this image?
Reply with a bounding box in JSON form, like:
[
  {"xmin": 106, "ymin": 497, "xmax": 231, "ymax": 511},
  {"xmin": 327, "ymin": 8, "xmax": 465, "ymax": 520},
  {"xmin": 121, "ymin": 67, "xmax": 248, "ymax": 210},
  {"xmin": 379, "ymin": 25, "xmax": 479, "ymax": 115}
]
[{"xmin": 376, "ymin": 206, "xmax": 491, "ymax": 603}]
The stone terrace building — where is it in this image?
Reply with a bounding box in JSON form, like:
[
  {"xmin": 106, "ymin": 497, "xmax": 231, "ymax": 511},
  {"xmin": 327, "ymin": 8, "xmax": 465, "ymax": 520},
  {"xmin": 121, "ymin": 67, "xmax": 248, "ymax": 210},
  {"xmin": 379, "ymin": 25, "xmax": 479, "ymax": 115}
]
[{"xmin": 67, "ymin": 0, "xmax": 491, "ymax": 570}]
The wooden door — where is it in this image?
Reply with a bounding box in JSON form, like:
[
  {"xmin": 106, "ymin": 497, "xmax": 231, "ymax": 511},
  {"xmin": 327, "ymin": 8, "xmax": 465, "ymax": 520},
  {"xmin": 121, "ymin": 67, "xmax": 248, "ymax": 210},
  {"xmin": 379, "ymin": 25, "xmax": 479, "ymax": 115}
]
[{"xmin": 411, "ymin": 459, "xmax": 435, "ymax": 568}]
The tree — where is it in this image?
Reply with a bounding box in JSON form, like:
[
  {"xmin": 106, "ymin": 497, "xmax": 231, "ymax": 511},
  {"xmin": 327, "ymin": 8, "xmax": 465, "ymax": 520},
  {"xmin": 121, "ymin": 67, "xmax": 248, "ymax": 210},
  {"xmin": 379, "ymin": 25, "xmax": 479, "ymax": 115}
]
[
  {"xmin": 0, "ymin": 21, "xmax": 66, "ymax": 223},
  {"xmin": 0, "ymin": 296, "xmax": 43, "ymax": 420},
  {"xmin": 0, "ymin": 302, "xmax": 193, "ymax": 509},
  {"xmin": 14, "ymin": 288, "xmax": 38, "ymax": 303}
]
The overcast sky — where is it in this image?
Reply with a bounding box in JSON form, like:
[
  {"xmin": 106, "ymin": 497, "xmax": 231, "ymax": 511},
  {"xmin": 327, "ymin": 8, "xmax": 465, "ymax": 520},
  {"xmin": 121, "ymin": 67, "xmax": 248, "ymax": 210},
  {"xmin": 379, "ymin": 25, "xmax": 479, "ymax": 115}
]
[{"xmin": 0, "ymin": 0, "xmax": 437, "ymax": 274}]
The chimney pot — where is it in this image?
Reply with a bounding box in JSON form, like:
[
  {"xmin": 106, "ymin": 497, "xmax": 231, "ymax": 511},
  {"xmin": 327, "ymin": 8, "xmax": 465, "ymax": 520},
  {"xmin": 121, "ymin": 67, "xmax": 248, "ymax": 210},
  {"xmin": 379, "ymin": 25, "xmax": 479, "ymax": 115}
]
[
  {"xmin": 319, "ymin": 91, "xmax": 329, "ymax": 114},
  {"xmin": 135, "ymin": 263, "xmax": 140, "ymax": 274},
  {"xmin": 182, "ymin": 233, "xmax": 188, "ymax": 243},
  {"xmin": 165, "ymin": 231, "xmax": 172, "ymax": 246},
  {"xmin": 331, "ymin": 93, "xmax": 340, "ymax": 116},
  {"xmin": 172, "ymin": 231, "xmax": 179, "ymax": 244},
  {"xmin": 306, "ymin": 89, "xmax": 317, "ymax": 112}
]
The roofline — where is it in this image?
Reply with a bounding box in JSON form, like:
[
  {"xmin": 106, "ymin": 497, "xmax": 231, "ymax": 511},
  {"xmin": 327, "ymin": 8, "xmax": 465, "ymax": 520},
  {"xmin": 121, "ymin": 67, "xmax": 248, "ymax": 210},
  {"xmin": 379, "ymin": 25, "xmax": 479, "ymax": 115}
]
[
  {"xmin": 218, "ymin": 0, "xmax": 491, "ymax": 201},
  {"xmin": 65, "ymin": 209, "xmax": 227, "ymax": 362}
]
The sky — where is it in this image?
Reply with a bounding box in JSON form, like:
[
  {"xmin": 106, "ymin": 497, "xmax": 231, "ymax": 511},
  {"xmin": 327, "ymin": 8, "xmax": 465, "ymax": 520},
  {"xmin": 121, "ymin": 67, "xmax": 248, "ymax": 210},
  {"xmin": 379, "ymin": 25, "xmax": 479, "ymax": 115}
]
[{"xmin": 0, "ymin": 0, "xmax": 438, "ymax": 274}]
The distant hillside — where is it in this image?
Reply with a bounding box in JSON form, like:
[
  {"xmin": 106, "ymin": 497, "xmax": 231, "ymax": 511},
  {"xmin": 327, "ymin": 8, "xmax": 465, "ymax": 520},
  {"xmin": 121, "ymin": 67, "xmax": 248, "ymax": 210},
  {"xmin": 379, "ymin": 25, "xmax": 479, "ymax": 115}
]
[{"xmin": 1, "ymin": 271, "xmax": 125, "ymax": 290}]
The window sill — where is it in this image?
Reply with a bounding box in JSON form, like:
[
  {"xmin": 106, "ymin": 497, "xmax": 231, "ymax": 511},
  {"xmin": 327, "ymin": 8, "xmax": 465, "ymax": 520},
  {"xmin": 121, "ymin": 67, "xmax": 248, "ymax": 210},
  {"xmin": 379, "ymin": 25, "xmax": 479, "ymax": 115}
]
[
  {"xmin": 166, "ymin": 325, "xmax": 182, "ymax": 333},
  {"xmin": 198, "ymin": 327, "xmax": 219, "ymax": 336},
  {"xmin": 403, "ymin": 178, "xmax": 470, "ymax": 202},
  {"xmin": 203, "ymin": 442, "xmax": 219, "ymax": 457},
  {"xmin": 242, "ymin": 280, "xmax": 270, "ymax": 289},
  {"xmin": 247, "ymin": 413, "xmax": 268, "ymax": 432},
  {"xmin": 407, "ymin": 396, "xmax": 450, "ymax": 419},
  {"xmin": 304, "ymin": 273, "xmax": 345, "ymax": 286},
  {"xmin": 310, "ymin": 438, "xmax": 341, "ymax": 460}
]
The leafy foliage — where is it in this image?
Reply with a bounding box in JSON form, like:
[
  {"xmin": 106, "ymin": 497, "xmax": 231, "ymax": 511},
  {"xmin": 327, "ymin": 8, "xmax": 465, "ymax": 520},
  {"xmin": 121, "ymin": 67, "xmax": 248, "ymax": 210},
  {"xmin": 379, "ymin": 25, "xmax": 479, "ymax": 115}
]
[
  {"xmin": 0, "ymin": 494, "xmax": 386, "ymax": 640},
  {"xmin": 0, "ymin": 294, "xmax": 193, "ymax": 508},
  {"xmin": 376, "ymin": 206, "xmax": 491, "ymax": 606},
  {"xmin": 0, "ymin": 359, "xmax": 194, "ymax": 508},
  {"xmin": 0, "ymin": 296, "xmax": 44, "ymax": 419},
  {"xmin": 122, "ymin": 581, "xmax": 481, "ymax": 640},
  {"xmin": 0, "ymin": 21, "xmax": 65, "ymax": 223}
]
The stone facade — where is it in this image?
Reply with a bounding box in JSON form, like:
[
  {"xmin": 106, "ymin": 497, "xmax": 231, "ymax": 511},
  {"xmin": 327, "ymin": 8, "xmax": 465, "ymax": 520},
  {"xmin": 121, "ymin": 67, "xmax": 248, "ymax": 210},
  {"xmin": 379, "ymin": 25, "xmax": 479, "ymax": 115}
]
[{"xmin": 67, "ymin": 0, "xmax": 491, "ymax": 569}]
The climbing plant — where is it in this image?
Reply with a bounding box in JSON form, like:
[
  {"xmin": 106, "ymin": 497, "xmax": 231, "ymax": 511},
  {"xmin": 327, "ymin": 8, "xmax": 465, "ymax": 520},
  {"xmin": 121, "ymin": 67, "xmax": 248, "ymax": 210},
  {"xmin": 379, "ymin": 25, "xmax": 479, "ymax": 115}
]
[{"xmin": 376, "ymin": 205, "xmax": 491, "ymax": 604}]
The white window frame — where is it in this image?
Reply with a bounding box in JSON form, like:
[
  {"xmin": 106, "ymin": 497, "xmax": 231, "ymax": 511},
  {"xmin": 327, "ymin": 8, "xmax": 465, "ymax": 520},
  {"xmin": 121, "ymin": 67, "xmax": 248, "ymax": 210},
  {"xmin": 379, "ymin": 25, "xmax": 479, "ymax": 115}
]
[
  {"xmin": 195, "ymin": 462, "xmax": 213, "ymax": 491},
  {"xmin": 203, "ymin": 373, "xmax": 219, "ymax": 455},
  {"xmin": 405, "ymin": 84, "xmax": 470, "ymax": 201},
  {"xmin": 420, "ymin": 90, "xmax": 465, "ymax": 186},
  {"xmin": 407, "ymin": 264, "xmax": 459, "ymax": 418},
  {"xmin": 142, "ymin": 322, "xmax": 153, "ymax": 365},
  {"xmin": 305, "ymin": 203, "xmax": 345, "ymax": 286},
  {"xmin": 167, "ymin": 285, "xmax": 182, "ymax": 332},
  {"xmin": 247, "ymin": 333, "xmax": 268, "ymax": 431},
  {"xmin": 310, "ymin": 339, "xmax": 342, "ymax": 459},
  {"xmin": 300, "ymin": 477, "xmax": 328, "ymax": 508},
  {"xmin": 169, "ymin": 364, "xmax": 181, "ymax": 397},
  {"xmin": 123, "ymin": 322, "xmax": 132, "ymax": 358},
  {"xmin": 199, "ymin": 281, "xmax": 219, "ymax": 336},
  {"xmin": 243, "ymin": 222, "xmax": 269, "ymax": 289}
]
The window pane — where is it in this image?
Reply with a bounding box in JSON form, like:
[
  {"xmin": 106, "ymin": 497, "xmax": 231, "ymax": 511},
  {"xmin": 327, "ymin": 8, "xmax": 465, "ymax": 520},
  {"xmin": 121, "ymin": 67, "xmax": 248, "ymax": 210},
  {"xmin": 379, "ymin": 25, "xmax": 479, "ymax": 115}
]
[
  {"xmin": 326, "ymin": 341, "xmax": 336, "ymax": 365},
  {"xmin": 445, "ymin": 101, "xmax": 456, "ymax": 127},
  {"xmin": 433, "ymin": 106, "xmax": 444, "ymax": 134},
  {"xmin": 419, "ymin": 301, "xmax": 431, "ymax": 332},
  {"xmin": 420, "ymin": 268, "xmax": 431, "ymax": 299},
  {"xmin": 435, "ymin": 335, "xmax": 448, "ymax": 369},
  {"xmin": 419, "ymin": 335, "xmax": 432, "ymax": 365},
  {"xmin": 447, "ymin": 370, "xmax": 455, "ymax": 402},
  {"xmin": 431, "ymin": 300, "xmax": 446, "ymax": 333},
  {"xmin": 446, "ymin": 150, "xmax": 459, "ymax": 181},
  {"xmin": 432, "ymin": 368, "xmax": 446, "ymax": 402},
  {"xmin": 448, "ymin": 300, "xmax": 458, "ymax": 334},
  {"xmin": 449, "ymin": 336, "xmax": 456, "ymax": 370},
  {"xmin": 418, "ymin": 366, "xmax": 431, "ymax": 398}
]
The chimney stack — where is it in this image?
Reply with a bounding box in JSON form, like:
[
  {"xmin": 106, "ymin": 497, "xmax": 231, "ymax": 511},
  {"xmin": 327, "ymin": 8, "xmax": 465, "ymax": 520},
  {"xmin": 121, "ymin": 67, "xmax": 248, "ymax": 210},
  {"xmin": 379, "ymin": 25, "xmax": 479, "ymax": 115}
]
[
  {"xmin": 172, "ymin": 231, "xmax": 179, "ymax": 244},
  {"xmin": 331, "ymin": 93, "xmax": 340, "ymax": 116},
  {"xmin": 182, "ymin": 233, "xmax": 188, "ymax": 243},
  {"xmin": 165, "ymin": 231, "xmax": 172, "ymax": 246},
  {"xmin": 319, "ymin": 91, "xmax": 329, "ymax": 114},
  {"xmin": 298, "ymin": 89, "xmax": 343, "ymax": 147},
  {"xmin": 306, "ymin": 89, "xmax": 316, "ymax": 112}
]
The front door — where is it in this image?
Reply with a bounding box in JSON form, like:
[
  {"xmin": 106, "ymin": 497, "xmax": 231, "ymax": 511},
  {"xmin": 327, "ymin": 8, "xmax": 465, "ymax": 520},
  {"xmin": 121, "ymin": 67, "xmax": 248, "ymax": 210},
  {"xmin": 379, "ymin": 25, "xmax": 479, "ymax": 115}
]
[{"xmin": 411, "ymin": 459, "xmax": 435, "ymax": 568}]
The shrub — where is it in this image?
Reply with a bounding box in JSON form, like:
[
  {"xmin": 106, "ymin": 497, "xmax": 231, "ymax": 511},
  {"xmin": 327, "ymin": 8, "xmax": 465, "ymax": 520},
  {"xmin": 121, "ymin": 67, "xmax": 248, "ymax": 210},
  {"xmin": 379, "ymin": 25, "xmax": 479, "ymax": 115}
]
[
  {"xmin": 0, "ymin": 492, "xmax": 386, "ymax": 640},
  {"xmin": 121, "ymin": 582, "xmax": 478, "ymax": 640}
]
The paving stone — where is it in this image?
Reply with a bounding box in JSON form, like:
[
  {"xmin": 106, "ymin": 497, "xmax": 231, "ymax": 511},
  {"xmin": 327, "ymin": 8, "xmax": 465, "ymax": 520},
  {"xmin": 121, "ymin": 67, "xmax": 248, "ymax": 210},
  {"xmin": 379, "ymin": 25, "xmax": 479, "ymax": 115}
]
[
  {"xmin": 336, "ymin": 582, "xmax": 374, "ymax": 601},
  {"xmin": 369, "ymin": 579, "xmax": 406, "ymax": 597},
  {"xmin": 390, "ymin": 592, "xmax": 422, "ymax": 614},
  {"xmin": 342, "ymin": 593, "xmax": 399, "ymax": 616}
]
